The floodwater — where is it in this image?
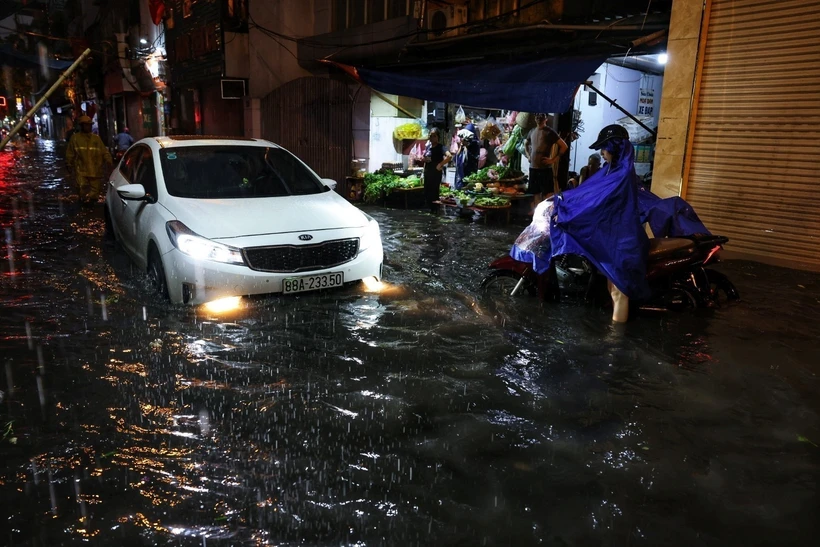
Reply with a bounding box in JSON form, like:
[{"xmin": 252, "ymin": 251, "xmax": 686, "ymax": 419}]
[{"xmin": 1, "ymin": 140, "xmax": 818, "ymax": 546}]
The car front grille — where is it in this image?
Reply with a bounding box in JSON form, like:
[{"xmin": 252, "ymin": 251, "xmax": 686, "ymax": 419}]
[{"xmin": 243, "ymin": 238, "xmax": 360, "ymax": 273}]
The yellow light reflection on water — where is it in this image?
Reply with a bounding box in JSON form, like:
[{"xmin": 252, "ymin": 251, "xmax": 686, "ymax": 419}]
[
  {"xmin": 362, "ymin": 276, "xmax": 391, "ymax": 293},
  {"xmin": 201, "ymin": 296, "xmax": 242, "ymax": 314}
]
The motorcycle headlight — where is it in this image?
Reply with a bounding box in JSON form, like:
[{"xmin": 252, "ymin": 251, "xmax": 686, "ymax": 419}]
[
  {"xmin": 166, "ymin": 221, "xmax": 245, "ymax": 266},
  {"xmin": 359, "ymin": 215, "xmax": 382, "ymax": 252}
]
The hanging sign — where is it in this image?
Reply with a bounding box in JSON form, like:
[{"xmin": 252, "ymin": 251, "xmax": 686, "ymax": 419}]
[{"xmin": 638, "ymin": 88, "xmax": 655, "ymax": 117}]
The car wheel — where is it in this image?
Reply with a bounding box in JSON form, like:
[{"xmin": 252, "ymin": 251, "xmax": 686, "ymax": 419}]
[
  {"xmin": 103, "ymin": 205, "xmax": 116, "ymax": 242},
  {"xmin": 147, "ymin": 245, "xmax": 169, "ymax": 300}
]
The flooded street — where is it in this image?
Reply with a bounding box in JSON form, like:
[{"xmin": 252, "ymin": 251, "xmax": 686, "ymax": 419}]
[{"xmin": 1, "ymin": 141, "xmax": 819, "ymax": 546}]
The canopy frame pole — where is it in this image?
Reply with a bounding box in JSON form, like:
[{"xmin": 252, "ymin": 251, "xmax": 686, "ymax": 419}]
[
  {"xmin": 0, "ymin": 48, "xmax": 92, "ymax": 150},
  {"xmin": 369, "ymin": 89, "xmax": 418, "ymax": 120},
  {"xmin": 584, "ymin": 81, "xmax": 657, "ymax": 139}
]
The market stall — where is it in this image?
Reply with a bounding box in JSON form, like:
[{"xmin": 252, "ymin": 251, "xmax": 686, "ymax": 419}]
[
  {"xmin": 358, "ymin": 105, "xmax": 542, "ymax": 222},
  {"xmin": 435, "ymin": 162, "xmax": 530, "ymax": 222}
]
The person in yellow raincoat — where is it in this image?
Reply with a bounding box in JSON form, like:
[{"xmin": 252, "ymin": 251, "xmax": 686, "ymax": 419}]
[{"xmin": 66, "ymin": 115, "xmax": 113, "ymax": 204}]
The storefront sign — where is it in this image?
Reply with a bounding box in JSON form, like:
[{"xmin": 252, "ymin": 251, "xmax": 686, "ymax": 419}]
[{"xmin": 638, "ymin": 88, "xmax": 654, "ymax": 117}]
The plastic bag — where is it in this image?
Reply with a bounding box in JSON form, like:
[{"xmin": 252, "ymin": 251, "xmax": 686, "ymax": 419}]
[
  {"xmin": 502, "ymin": 125, "xmax": 522, "ymax": 156},
  {"xmin": 409, "ymin": 141, "xmax": 425, "ymax": 167},
  {"xmin": 515, "ymin": 112, "xmax": 536, "ymax": 130},
  {"xmin": 480, "ymin": 116, "xmax": 502, "ymax": 141},
  {"xmin": 455, "ymin": 106, "xmax": 467, "ymax": 124},
  {"xmin": 478, "ymin": 147, "xmax": 488, "ymax": 169},
  {"xmin": 450, "ymin": 134, "xmax": 461, "ymax": 155},
  {"xmin": 393, "ymin": 121, "xmax": 423, "ymax": 140}
]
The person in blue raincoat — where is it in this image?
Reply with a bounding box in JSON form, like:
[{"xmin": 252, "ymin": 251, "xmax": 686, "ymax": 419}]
[
  {"xmin": 512, "ymin": 124, "xmax": 711, "ymax": 323},
  {"xmin": 549, "ymin": 124, "xmax": 648, "ymax": 322}
]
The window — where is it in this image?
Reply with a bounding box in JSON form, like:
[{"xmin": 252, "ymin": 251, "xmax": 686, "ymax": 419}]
[
  {"xmin": 368, "ymin": 0, "xmax": 385, "ymax": 23},
  {"xmin": 159, "ymin": 146, "xmax": 327, "ymax": 199},
  {"xmin": 174, "ymin": 35, "xmax": 190, "ymax": 62},
  {"xmin": 224, "ymin": 0, "xmax": 248, "ymax": 32},
  {"xmin": 388, "ymin": 0, "xmax": 408, "ymax": 18},
  {"xmin": 349, "ymin": 0, "xmax": 365, "ymax": 28},
  {"xmin": 134, "ymin": 148, "xmax": 158, "ymax": 198},
  {"xmin": 334, "ymin": 0, "xmax": 410, "ymax": 31},
  {"xmin": 333, "ymin": 0, "xmax": 348, "ymax": 31},
  {"xmin": 120, "ymin": 147, "xmax": 143, "ymax": 181}
]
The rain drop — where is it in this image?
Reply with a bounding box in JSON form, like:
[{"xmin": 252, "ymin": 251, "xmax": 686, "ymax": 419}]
[
  {"xmin": 5, "ymin": 228, "xmax": 15, "ymax": 277},
  {"xmin": 36, "ymin": 375, "xmax": 46, "ymax": 407},
  {"xmin": 25, "ymin": 321, "xmax": 32, "ymax": 350}
]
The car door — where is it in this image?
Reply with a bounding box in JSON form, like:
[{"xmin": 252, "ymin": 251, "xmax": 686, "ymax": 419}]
[
  {"xmin": 121, "ymin": 146, "xmax": 161, "ymax": 267},
  {"xmin": 108, "ymin": 145, "xmax": 143, "ymax": 252}
]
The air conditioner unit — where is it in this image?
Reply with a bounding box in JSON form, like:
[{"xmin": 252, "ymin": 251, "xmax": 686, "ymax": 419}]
[{"xmin": 427, "ymin": 4, "xmax": 468, "ymax": 39}]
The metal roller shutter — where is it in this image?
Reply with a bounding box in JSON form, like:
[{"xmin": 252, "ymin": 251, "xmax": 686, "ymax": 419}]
[{"xmin": 685, "ymin": 0, "xmax": 820, "ymax": 269}]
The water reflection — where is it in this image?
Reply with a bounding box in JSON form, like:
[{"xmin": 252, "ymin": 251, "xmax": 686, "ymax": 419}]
[{"xmin": 0, "ymin": 141, "xmax": 818, "ymax": 546}]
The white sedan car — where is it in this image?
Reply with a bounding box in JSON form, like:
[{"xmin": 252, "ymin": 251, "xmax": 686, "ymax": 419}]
[{"xmin": 105, "ymin": 136, "xmax": 383, "ymax": 305}]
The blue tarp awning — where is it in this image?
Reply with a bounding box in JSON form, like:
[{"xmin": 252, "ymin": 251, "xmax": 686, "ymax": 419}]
[{"xmin": 342, "ymin": 53, "xmax": 610, "ymax": 113}]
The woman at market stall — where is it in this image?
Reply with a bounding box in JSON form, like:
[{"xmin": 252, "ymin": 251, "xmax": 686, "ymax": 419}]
[{"xmin": 423, "ymin": 128, "xmax": 452, "ymax": 212}]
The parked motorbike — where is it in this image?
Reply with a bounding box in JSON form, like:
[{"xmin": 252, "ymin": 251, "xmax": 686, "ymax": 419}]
[{"xmin": 480, "ymin": 233, "xmax": 740, "ymax": 312}]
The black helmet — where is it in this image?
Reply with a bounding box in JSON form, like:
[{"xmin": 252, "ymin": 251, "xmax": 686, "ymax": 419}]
[{"xmin": 589, "ymin": 124, "xmax": 629, "ymax": 149}]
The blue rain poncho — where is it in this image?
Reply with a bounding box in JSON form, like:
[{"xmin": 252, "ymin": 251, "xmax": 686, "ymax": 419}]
[
  {"xmin": 510, "ymin": 138, "xmax": 647, "ymax": 299},
  {"xmin": 637, "ymin": 189, "xmax": 711, "ymax": 238},
  {"xmin": 549, "ymin": 139, "xmax": 650, "ymax": 299},
  {"xmin": 510, "ymin": 138, "xmax": 712, "ymax": 301}
]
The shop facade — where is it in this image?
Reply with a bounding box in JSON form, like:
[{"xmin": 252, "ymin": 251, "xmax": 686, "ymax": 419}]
[{"xmin": 659, "ymin": 0, "xmax": 820, "ymax": 271}]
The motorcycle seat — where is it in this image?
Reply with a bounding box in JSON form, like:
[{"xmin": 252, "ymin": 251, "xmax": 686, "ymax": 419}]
[{"xmin": 648, "ymin": 238, "xmax": 695, "ymax": 259}]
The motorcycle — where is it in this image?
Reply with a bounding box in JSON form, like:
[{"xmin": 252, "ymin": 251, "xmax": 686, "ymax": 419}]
[{"xmin": 481, "ymin": 233, "xmax": 740, "ymax": 312}]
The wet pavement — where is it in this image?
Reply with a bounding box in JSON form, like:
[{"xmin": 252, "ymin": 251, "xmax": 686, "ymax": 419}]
[{"xmin": 1, "ymin": 140, "xmax": 819, "ymax": 546}]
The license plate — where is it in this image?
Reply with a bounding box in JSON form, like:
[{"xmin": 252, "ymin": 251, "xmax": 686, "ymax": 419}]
[{"xmin": 282, "ymin": 272, "xmax": 344, "ymax": 294}]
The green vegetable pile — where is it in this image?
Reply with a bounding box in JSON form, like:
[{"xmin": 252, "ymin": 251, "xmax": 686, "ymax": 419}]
[
  {"xmin": 474, "ymin": 196, "xmax": 510, "ymax": 207},
  {"xmin": 439, "ymin": 186, "xmax": 509, "ymax": 208},
  {"xmin": 363, "ymin": 169, "xmax": 422, "ymax": 203},
  {"xmin": 463, "ymin": 165, "xmax": 524, "ymax": 184}
]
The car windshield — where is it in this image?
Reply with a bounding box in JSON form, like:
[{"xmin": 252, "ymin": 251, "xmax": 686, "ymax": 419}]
[{"xmin": 159, "ymin": 146, "xmax": 326, "ymax": 199}]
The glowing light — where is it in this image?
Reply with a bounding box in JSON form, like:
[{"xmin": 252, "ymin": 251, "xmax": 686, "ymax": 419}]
[
  {"xmin": 361, "ymin": 276, "xmax": 384, "ymax": 293},
  {"xmin": 140, "ymin": 38, "xmax": 148, "ymax": 45},
  {"xmin": 704, "ymin": 245, "xmax": 722, "ymax": 264},
  {"xmin": 202, "ymin": 296, "xmax": 242, "ymax": 314},
  {"xmin": 658, "ymin": 53, "xmax": 668, "ymax": 65}
]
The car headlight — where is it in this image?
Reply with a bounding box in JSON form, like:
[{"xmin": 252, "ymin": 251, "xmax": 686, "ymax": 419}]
[
  {"xmin": 166, "ymin": 221, "xmax": 245, "ymax": 266},
  {"xmin": 359, "ymin": 216, "xmax": 381, "ymax": 252}
]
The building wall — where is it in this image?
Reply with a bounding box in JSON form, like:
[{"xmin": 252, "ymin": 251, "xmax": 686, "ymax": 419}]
[
  {"xmin": 652, "ymin": 0, "xmax": 704, "ymax": 198},
  {"xmin": 201, "ymin": 80, "xmax": 244, "ymax": 136},
  {"xmin": 225, "ymin": 32, "xmax": 250, "ymax": 79},
  {"xmin": 570, "ymin": 63, "xmax": 663, "ymax": 173},
  {"xmin": 248, "ymin": 1, "xmax": 323, "ymax": 99}
]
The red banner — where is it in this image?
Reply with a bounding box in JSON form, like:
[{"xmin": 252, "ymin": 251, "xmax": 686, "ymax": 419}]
[{"xmin": 149, "ymin": 0, "xmax": 166, "ymax": 25}]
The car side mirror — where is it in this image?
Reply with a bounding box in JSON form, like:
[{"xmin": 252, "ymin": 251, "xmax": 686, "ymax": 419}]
[
  {"xmin": 117, "ymin": 183, "xmax": 155, "ymax": 203},
  {"xmin": 321, "ymin": 178, "xmax": 338, "ymax": 190}
]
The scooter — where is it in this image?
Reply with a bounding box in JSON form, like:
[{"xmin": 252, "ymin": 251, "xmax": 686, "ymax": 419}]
[{"xmin": 481, "ymin": 233, "xmax": 740, "ymax": 311}]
